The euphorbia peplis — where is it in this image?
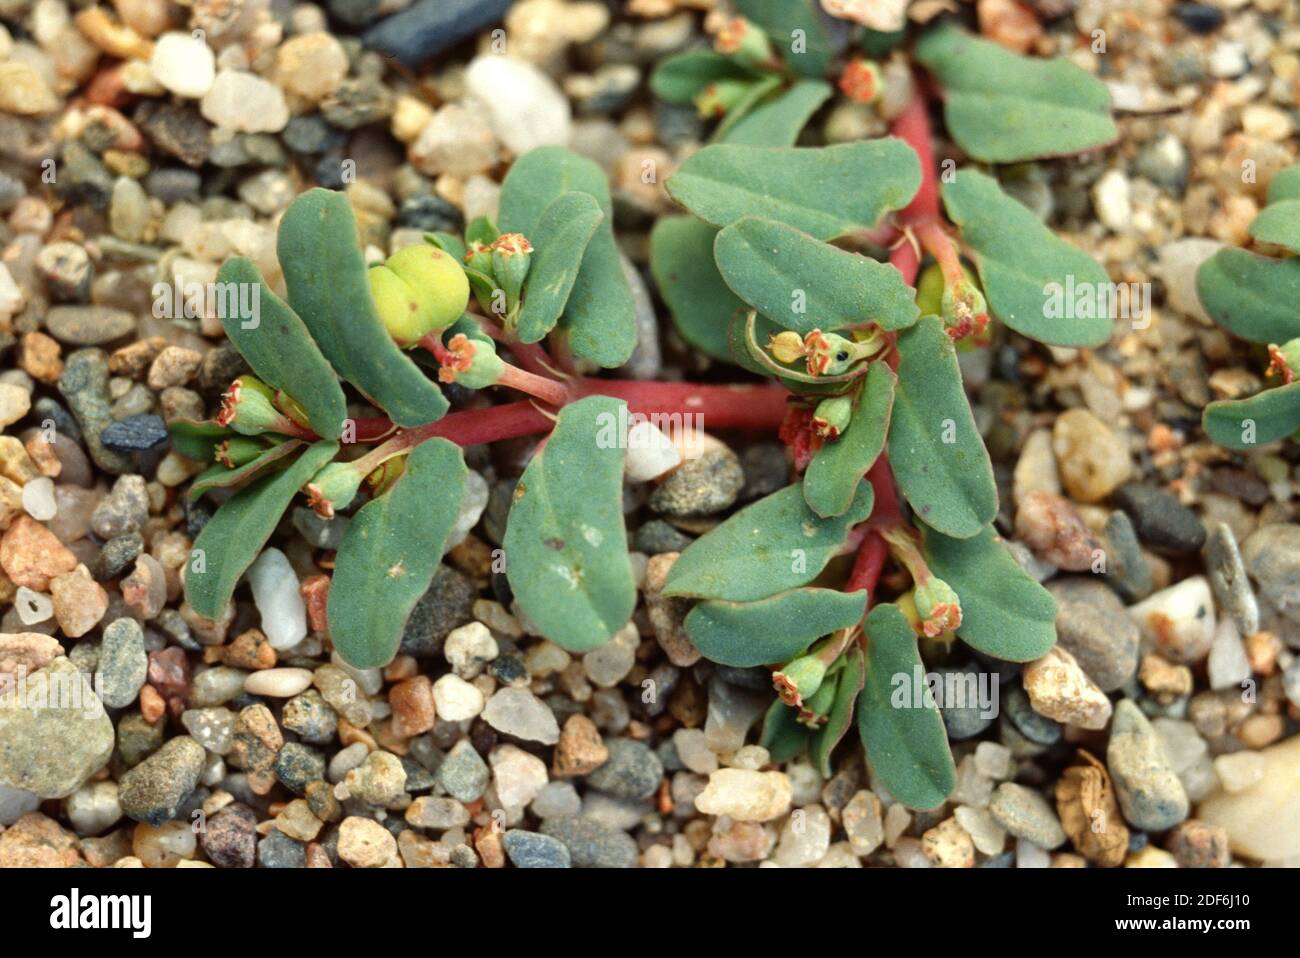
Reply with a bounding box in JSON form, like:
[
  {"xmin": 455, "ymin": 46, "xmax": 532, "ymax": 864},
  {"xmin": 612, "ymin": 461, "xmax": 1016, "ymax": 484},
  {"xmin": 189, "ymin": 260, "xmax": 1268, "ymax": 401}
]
[{"xmin": 178, "ymin": 9, "xmax": 1117, "ymax": 812}]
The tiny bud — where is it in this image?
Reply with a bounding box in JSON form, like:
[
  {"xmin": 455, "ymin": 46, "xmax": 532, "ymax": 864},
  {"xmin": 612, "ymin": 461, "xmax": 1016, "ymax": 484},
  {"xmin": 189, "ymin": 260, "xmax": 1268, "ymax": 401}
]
[
  {"xmin": 303, "ymin": 461, "xmax": 363, "ymax": 519},
  {"xmin": 797, "ymin": 674, "xmax": 839, "ymax": 728},
  {"xmin": 838, "ymin": 57, "xmax": 883, "ymax": 104},
  {"xmin": 714, "ymin": 16, "xmax": 773, "ymax": 67},
  {"xmin": 913, "ymin": 576, "xmax": 962, "ymax": 638},
  {"xmin": 772, "ymin": 654, "xmax": 828, "ymax": 708},
  {"xmin": 694, "ymin": 78, "xmax": 753, "ymax": 118},
  {"xmin": 437, "ymin": 333, "xmax": 504, "ymax": 389},
  {"xmin": 489, "ymin": 233, "xmax": 532, "ymax": 310},
  {"xmin": 215, "ymin": 436, "xmax": 268, "ymax": 468},
  {"xmin": 1267, "ymin": 337, "xmax": 1300, "ymax": 384},
  {"xmin": 812, "ymin": 396, "xmax": 852, "ymax": 440},
  {"xmin": 217, "ymin": 376, "xmax": 290, "ymax": 437},
  {"xmin": 769, "ymin": 330, "xmax": 807, "ymax": 364},
  {"xmin": 804, "ymin": 330, "xmax": 860, "ymax": 376},
  {"xmin": 941, "ymin": 277, "xmax": 989, "ymax": 342}
]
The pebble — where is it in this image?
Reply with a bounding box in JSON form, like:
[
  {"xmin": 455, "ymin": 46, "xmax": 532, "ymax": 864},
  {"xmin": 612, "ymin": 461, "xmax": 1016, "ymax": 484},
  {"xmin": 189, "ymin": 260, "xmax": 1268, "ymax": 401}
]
[
  {"xmin": 98, "ymin": 617, "xmax": 148, "ymax": 708},
  {"xmin": 46, "ymin": 305, "xmax": 136, "ymax": 346},
  {"xmin": 648, "ymin": 446, "xmax": 744, "ymax": 517},
  {"xmin": 1047, "ymin": 578, "xmax": 1140, "ymax": 691},
  {"xmin": 1014, "ymin": 491, "xmax": 1102, "ymax": 571},
  {"xmin": 954, "ymin": 805, "xmax": 1006, "ymax": 856},
  {"xmin": 921, "ymin": 816, "xmax": 975, "ymax": 868},
  {"xmin": 118, "ymin": 736, "xmax": 205, "ymax": 826},
  {"xmin": 432, "ymin": 673, "xmax": 485, "ymax": 721},
  {"xmin": 1021, "ymin": 645, "xmax": 1112, "ymax": 730},
  {"xmin": 245, "ymin": 667, "xmax": 314, "ymax": 698},
  {"xmin": 0, "ymin": 383, "xmax": 29, "ymax": 428},
  {"xmin": 1199, "ymin": 736, "xmax": 1300, "ymax": 863},
  {"xmin": 50, "ymin": 564, "xmax": 108, "ymax": 638},
  {"xmin": 101, "ymin": 414, "xmax": 168, "ymax": 452},
  {"xmin": 1212, "ymin": 751, "xmax": 1264, "ymax": 794},
  {"xmin": 276, "ymin": 32, "xmax": 348, "ymax": 102},
  {"xmin": 438, "ymin": 740, "xmax": 490, "ymax": 802},
  {"xmin": 503, "ymin": 829, "xmax": 571, "ymax": 868},
  {"xmin": 338, "ymin": 816, "xmax": 398, "ymax": 868},
  {"xmin": 344, "ymin": 750, "xmax": 406, "ymax": 806},
  {"xmin": 1205, "ymin": 522, "xmax": 1258, "ymax": 636},
  {"xmin": 400, "ymin": 565, "xmax": 476, "ymax": 658},
  {"xmin": 582, "ymin": 621, "xmax": 638, "ymax": 687},
  {"xmin": 1166, "ymin": 820, "xmax": 1230, "ymax": 868},
  {"xmin": 443, "ymin": 622, "xmax": 498, "ymax": 680},
  {"xmin": 1112, "ymin": 483, "xmax": 1205, "ymax": 554},
  {"xmin": 775, "ymin": 804, "xmax": 832, "ymax": 867},
  {"xmin": 553, "ymin": 714, "xmax": 609, "ymax": 777},
  {"xmin": 1206, "ymin": 619, "xmax": 1251, "ymax": 692},
  {"xmin": 410, "ymin": 102, "xmax": 499, "ymax": 178},
  {"xmin": 247, "ymin": 548, "xmax": 306, "ymax": 650},
  {"xmin": 624, "ymin": 420, "xmax": 680, "ymax": 482},
  {"xmin": 1052, "ymin": 409, "xmax": 1130, "ymax": 502},
  {"xmin": 1129, "ymin": 576, "xmax": 1216, "ymax": 664},
  {"xmin": 149, "ymin": 32, "xmax": 215, "ymax": 99},
  {"xmin": 363, "ymin": 0, "xmax": 514, "ymax": 68},
  {"xmin": 1106, "ymin": 700, "xmax": 1190, "ymax": 832},
  {"xmin": 201, "ymin": 71, "xmax": 290, "ymax": 133},
  {"xmin": 1, "ymin": 515, "xmax": 78, "ymax": 590},
  {"xmin": 1241, "ymin": 523, "xmax": 1300, "ymax": 614},
  {"xmin": 90, "ymin": 475, "xmax": 148, "ymax": 540},
  {"xmin": 490, "ymin": 743, "xmax": 549, "ymax": 809},
  {"xmin": 988, "ymin": 782, "xmax": 1066, "ymax": 850},
  {"xmin": 695, "ymin": 768, "xmax": 792, "ymax": 822},
  {"xmin": 464, "ymin": 55, "xmax": 572, "ymax": 155},
  {"xmin": 199, "ymin": 803, "xmax": 255, "ymax": 868},
  {"xmin": 585, "ymin": 737, "xmax": 663, "ymax": 801},
  {"xmin": 540, "ymin": 816, "xmax": 638, "ymax": 868},
  {"xmin": 65, "ymin": 781, "xmax": 123, "ymax": 836},
  {"xmin": 481, "ymin": 686, "xmax": 560, "ymax": 744}
]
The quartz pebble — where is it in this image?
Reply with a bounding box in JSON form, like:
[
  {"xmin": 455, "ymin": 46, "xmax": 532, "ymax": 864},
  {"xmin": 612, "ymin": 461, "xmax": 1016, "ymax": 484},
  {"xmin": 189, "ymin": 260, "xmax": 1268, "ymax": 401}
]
[
  {"xmin": 694, "ymin": 768, "xmax": 792, "ymax": 822},
  {"xmin": 150, "ymin": 32, "xmax": 215, "ymax": 98},
  {"xmin": 431, "ymin": 673, "xmax": 484, "ymax": 721},
  {"xmin": 481, "ymin": 687, "xmax": 559, "ymax": 744},
  {"xmin": 1199, "ymin": 737, "xmax": 1300, "ymax": 864},
  {"xmin": 464, "ymin": 55, "xmax": 572, "ymax": 155},
  {"xmin": 201, "ymin": 71, "xmax": 291, "ymax": 133},
  {"xmin": 245, "ymin": 667, "xmax": 314, "ymax": 698},
  {"xmin": 247, "ymin": 548, "xmax": 306, "ymax": 651},
  {"xmin": 1021, "ymin": 645, "xmax": 1112, "ymax": 730},
  {"xmin": 1129, "ymin": 576, "xmax": 1216, "ymax": 664}
]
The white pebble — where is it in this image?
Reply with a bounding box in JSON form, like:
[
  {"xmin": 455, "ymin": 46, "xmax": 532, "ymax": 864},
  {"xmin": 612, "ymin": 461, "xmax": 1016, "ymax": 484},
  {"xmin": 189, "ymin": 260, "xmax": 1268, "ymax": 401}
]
[
  {"xmin": 1207, "ymin": 618, "xmax": 1252, "ymax": 691},
  {"xmin": 1213, "ymin": 751, "xmax": 1265, "ymax": 794},
  {"xmin": 21, "ymin": 476, "xmax": 56, "ymax": 520},
  {"xmin": 444, "ymin": 469, "xmax": 488, "ymax": 551},
  {"xmin": 201, "ymin": 70, "xmax": 290, "ymax": 133},
  {"xmin": 1015, "ymin": 837, "xmax": 1050, "ymax": 868},
  {"xmin": 150, "ymin": 32, "xmax": 216, "ymax": 99},
  {"xmin": 14, "ymin": 586, "xmax": 53, "ymax": 624},
  {"xmin": 443, "ymin": 621, "xmax": 498, "ymax": 679},
  {"xmin": 624, "ymin": 420, "xmax": 681, "ymax": 482},
  {"xmin": 464, "ymin": 55, "xmax": 572, "ymax": 155},
  {"xmin": 65, "ymin": 781, "xmax": 122, "ymax": 836},
  {"xmin": 246, "ymin": 547, "xmax": 307, "ymax": 650},
  {"xmin": 0, "ymin": 381, "xmax": 30, "ymax": 427},
  {"xmin": 244, "ymin": 667, "xmax": 314, "ymax": 698},
  {"xmin": 432, "ymin": 673, "xmax": 485, "ymax": 722}
]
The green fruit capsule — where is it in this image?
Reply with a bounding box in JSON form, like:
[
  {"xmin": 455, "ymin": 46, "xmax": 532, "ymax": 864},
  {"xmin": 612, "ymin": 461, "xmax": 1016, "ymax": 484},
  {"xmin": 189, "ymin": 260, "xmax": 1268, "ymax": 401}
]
[{"xmin": 368, "ymin": 244, "xmax": 470, "ymax": 347}]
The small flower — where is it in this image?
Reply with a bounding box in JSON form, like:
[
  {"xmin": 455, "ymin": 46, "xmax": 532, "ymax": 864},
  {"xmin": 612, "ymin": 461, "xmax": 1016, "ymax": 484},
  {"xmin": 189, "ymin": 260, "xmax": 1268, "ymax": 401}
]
[
  {"xmin": 490, "ymin": 233, "xmax": 532, "ymax": 311},
  {"xmin": 769, "ymin": 330, "xmax": 807, "ymax": 364},
  {"xmin": 913, "ymin": 576, "xmax": 962, "ymax": 638},
  {"xmin": 215, "ymin": 436, "xmax": 268, "ymax": 469},
  {"xmin": 694, "ymin": 78, "xmax": 753, "ymax": 118},
  {"xmin": 303, "ymin": 461, "xmax": 363, "ymax": 519},
  {"xmin": 436, "ymin": 333, "xmax": 504, "ymax": 389},
  {"xmin": 812, "ymin": 396, "xmax": 853, "ymax": 440},
  {"xmin": 941, "ymin": 277, "xmax": 990, "ymax": 342},
  {"xmin": 714, "ymin": 16, "xmax": 772, "ymax": 66},
  {"xmin": 797, "ymin": 676, "xmax": 839, "ymax": 728},
  {"xmin": 217, "ymin": 376, "xmax": 291, "ymax": 437},
  {"xmin": 838, "ymin": 57, "xmax": 883, "ymax": 104},
  {"xmin": 804, "ymin": 330, "xmax": 861, "ymax": 376},
  {"xmin": 1267, "ymin": 337, "xmax": 1300, "ymax": 384},
  {"xmin": 772, "ymin": 654, "xmax": 828, "ymax": 708}
]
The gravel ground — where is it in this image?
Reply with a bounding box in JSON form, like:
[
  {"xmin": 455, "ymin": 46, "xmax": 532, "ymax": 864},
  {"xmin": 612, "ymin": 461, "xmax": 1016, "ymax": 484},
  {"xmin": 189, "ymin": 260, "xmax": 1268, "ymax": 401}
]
[{"xmin": 0, "ymin": 0, "xmax": 1297, "ymax": 869}]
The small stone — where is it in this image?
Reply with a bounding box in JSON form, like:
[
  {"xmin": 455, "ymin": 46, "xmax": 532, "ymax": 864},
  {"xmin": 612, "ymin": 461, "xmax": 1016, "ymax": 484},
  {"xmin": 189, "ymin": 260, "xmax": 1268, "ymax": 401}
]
[
  {"xmin": 988, "ymin": 783, "xmax": 1067, "ymax": 850},
  {"xmin": 1054, "ymin": 751, "xmax": 1128, "ymax": 867},
  {"xmin": 247, "ymin": 548, "xmax": 306, "ymax": 651},
  {"xmin": 1107, "ymin": 700, "xmax": 1190, "ymax": 833},
  {"xmin": 624, "ymin": 420, "xmax": 681, "ymax": 483},
  {"xmin": 1102, "ymin": 510, "xmax": 1153, "ymax": 602},
  {"xmin": 1241, "ymin": 523, "xmax": 1300, "ymax": 613},
  {"xmin": 1205, "ymin": 522, "xmax": 1258, "ymax": 636},
  {"xmin": 974, "ymin": 742, "xmax": 1014, "ymax": 781},
  {"xmin": 481, "ymin": 686, "xmax": 559, "ymax": 744},
  {"xmin": 180, "ymin": 707, "xmax": 234, "ymax": 755},
  {"xmin": 1206, "ymin": 619, "xmax": 1251, "ymax": 691},
  {"xmin": 443, "ymin": 622, "xmax": 497, "ymax": 680},
  {"xmin": 695, "ymin": 768, "xmax": 792, "ymax": 822},
  {"xmin": 503, "ymin": 829, "xmax": 570, "ymax": 868},
  {"xmin": 276, "ymin": 32, "xmax": 348, "ymax": 101},
  {"xmin": 1052, "ymin": 409, "xmax": 1130, "ymax": 502},
  {"xmin": 432, "ymin": 673, "xmax": 484, "ymax": 722},
  {"xmin": 90, "ymin": 475, "xmax": 148, "ymax": 540},
  {"xmin": 0, "ymin": 633, "xmax": 63, "ymax": 677},
  {"xmin": 98, "ymin": 617, "xmax": 148, "ymax": 708},
  {"xmin": 553, "ymin": 714, "xmax": 609, "ymax": 777},
  {"xmin": 1112, "ymin": 483, "xmax": 1205, "ymax": 554},
  {"xmin": 841, "ymin": 790, "xmax": 884, "ymax": 857},
  {"xmin": 149, "ymin": 32, "xmax": 215, "ymax": 98},
  {"xmin": 410, "ymin": 102, "xmax": 499, "ymax": 178},
  {"xmin": 282, "ymin": 691, "xmax": 336, "ymax": 745},
  {"xmin": 389, "ymin": 675, "xmax": 436, "ymax": 737},
  {"xmin": 582, "ymin": 621, "xmax": 638, "ymax": 688},
  {"xmin": 1199, "ymin": 736, "xmax": 1300, "ymax": 863},
  {"xmin": 490, "ymin": 743, "xmax": 549, "ymax": 809},
  {"xmin": 338, "ymin": 816, "xmax": 398, "ymax": 868},
  {"xmin": 1047, "ymin": 578, "xmax": 1140, "ymax": 691},
  {"xmin": 586, "ymin": 737, "xmax": 662, "ymax": 801},
  {"xmin": 539, "ymin": 816, "xmax": 637, "ymax": 868},
  {"xmin": 50, "ymin": 564, "xmax": 108, "ymax": 638},
  {"xmin": 200, "ymin": 803, "xmax": 256, "ymax": 868},
  {"xmin": 1129, "ymin": 575, "xmax": 1216, "ymax": 664},
  {"xmin": 1014, "ymin": 491, "xmax": 1102, "ymax": 571},
  {"xmin": 1, "ymin": 515, "xmax": 78, "ymax": 590},
  {"xmin": 1166, "ymin": 820, "xmax": 1230, "ymax": 868},
  {"xmin": 101, "ymin": 414, "xmax": 168, "ymax": 453},
  {"xmin": 201, "ymin": 71, "xmax": 290, "ymax": 133},
  {"xmin": 344, "ymin": 750, "xmax": 407, "ymax": 806},
  {"xmin": 921, "ymin": 816, "xmax": 975, "ymax": 868},
  {"xmin": 954, "ymin": 805, "xmax": 1006, "ymax": 856},
  {"xmin": 1022, "ymin": 645, "xmax": 1112, "ymax": 730},
  {"xmin": 245, "ymin": 667, "xmax": 314, "ymax": 698},
  {"xmin": 438, "ymin": 740, "xmax": 490, "ymax": 802},
  {"xmin": 1213, "ymin": 751, "xmax": 1264, "ymax": 793},
  {"xmin": 0, "ymin": 383, "xmax": 30, "ymax": 428},
  {"xmin": 464, "ymin": 54, "xmax": 571, "ymax": 155},
  {"xmin": 257, "ymin": 829, "xmax": 306, "ymax": 869},
  {"xmin": 648, "ymin": 446, "xmax": 744, "ymax": 517},
  {"xmin": 229, "ymin": 703, "xmax": 283, "ymax": 795},
  {"xmin": 118, "ymin": 736, "xmax": 205, "ymax": 826}
]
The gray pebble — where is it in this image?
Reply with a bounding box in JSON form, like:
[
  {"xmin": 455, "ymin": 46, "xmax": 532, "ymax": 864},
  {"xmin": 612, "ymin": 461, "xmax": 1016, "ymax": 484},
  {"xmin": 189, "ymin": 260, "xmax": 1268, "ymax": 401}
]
[
  {"xmin": 503, "ymin": 829, "xmax": 571, "ymax": 868},
  {"xmin": 118, "ymin": 736, "xmax": 205, "ymax": 826},
  {"xmin": 98, "ymin": 618, "xmax": 148, "ymax": 709},
  {"xmin": 1112, "ymin": 483, "xmax": 1205, "ymax": 554},
  {"xmin": 437, "ymin": 739, "xmax": 489, "ymax": 802},
  {"xmin": 1205, "ymin": 522, "xmax": 1259, "ymax": 635},
  {"xmin": 1107, "ymin": 699, "xmax": 1190, "ymax": 832},
  {"xmin": 988, "ymin": 782, "xmax": 1067, "ymax": 849},
  {"xmin": 540, "ymin": 816, "xmax": 638, "ymax": 868},
  {"xmin": 1048, "ymin": 578, "xmax": 1140, "ymax": 692},
  {"xmin": 648, "ymin": 446, "xmax": 745, "ymax": 517},
  {"xmin": 585, "ymin": 738, "xmax": 663, "ymax": 801}
]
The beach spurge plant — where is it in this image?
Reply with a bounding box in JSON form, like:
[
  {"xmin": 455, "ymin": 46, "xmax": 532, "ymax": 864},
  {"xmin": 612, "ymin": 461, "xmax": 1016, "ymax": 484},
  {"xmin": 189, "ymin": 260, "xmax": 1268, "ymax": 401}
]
[{"xmin": 178, "ymin": 9, "xmax": 1118, "ymax": 811}]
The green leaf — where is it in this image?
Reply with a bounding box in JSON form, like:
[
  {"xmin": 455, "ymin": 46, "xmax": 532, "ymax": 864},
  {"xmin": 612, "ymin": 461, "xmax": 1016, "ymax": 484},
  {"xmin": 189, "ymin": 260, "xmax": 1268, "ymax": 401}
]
[
  {"xmin": 711, "ymin": 74, "xmax": 783, "ymax": 143},
  {"xmin": 215, "ymin": 256, "xmax": 347, "ymax": 440},
  {"xmin": 684, "ymin": 588, "xmax": 868, "ymax": 666},
  {"xmin": 720, "ymin": 79, "xmax": 831, "ymax": 146},
  {"xmin": 649, "ymin": 216, "xmax": 742, "ymax": 361},
  {"xmin": 734, "ymin": 0, "xmax": 832, "ymax": 77},
  {"xmin": 760, "ymin": 699, "xmax": 812, "ymax": 762},
  {"xmin": 425, "ymin": 231, "xmax": 467, "ymax": 262},
  {"xmin": 327, "ymin": 439, "xmax": 468, "ymax": 669},
  {"xmin": 715, "ymin": 216, "xmax": 918, "ymax": 334},
  {"xmin": 887, "ymin": 316, "xmax": 997, "ymax": 539},
  {"xmin": 664, "ymin": 482, "xmax": 874, "ymax": 602},
  {"xmin": 914, "ymin": 23, "xmax": 1117, "ymax": 163},
  {"xmin": 921, "ymin": 524, "xmax": 1057, "ymax": 662},
  {"xmin": 812, "ymin": 647, "xmax": 865, "ymax": 777},
  {"xmin": 503, "ymin": 396, "xmax": 636, "ymax": 651},
  {"xmin": 803, "ymin": 363, "xmax": 896, "ymax": 518},
  {"xmin": 1196, "ymin": 247, "xmax": 1300, "ymax": 344},
  {"xmin": 187, "ymin": 439, "xmax": 303, "ymax": 502},
  {"xmin": 277, "ymin": 189, "xmax": 447, "ymax": 427},
  {"xmin": 465, "ymin": 215, "xmax": 499, "ymax": 247},
  {"xmin": 858, "ymin": 602, "xmax": 956, "ymax": 810},
  {"xmin": 1203, "ymin": 384, "xmax": 1300, "ymax": 450},
  {"xmin": 1247, "ymin": 202, "xmax": 1300, "ymax": 255},
  {"xmin": 515, "ymin": 191, "xmax": 604, "ymax": 344},
  {"xmin": 169, "ymin": 419, "xmax": 229, "ymax": 462},
  {"xmin": 499, "ymin": 147, "xmax": 637, "ymax": 368},
  {"xmin": 650, "ymin": 49, "xmax": 756, "ymax": 104},
  {"xmin": 942, "ymin": 169, "xmax": 1112, "ymax": 347},
  {"xmin": 665, "ymin": 140, "xmax": 921, "ymax": 240},
  {"xmin": 186, "ymin": 440, "xmax": 338, "ymax": 618}
]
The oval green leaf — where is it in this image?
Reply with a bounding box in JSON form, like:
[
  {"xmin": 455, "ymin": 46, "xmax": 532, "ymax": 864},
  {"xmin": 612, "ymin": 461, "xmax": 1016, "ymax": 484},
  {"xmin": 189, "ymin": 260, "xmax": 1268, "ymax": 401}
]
[
  {"xmin": 665, "ymin": 139, "xmax": 921, "ymax": 240},
  {"xmin": 499, "ymin": 147, "xmax": 637, "ymax": 368},
  {"xmin": 1203, "ymin": 384, "xmax": 1300, "ymax": 450},
  {"xmin": 503, "ymin": 396, "xmax": 637, "ymax": 651},
  {"xmin": 734, "ymin": 0, "xmax": 831, "ymax": 78},
  {"xmin": 277, "ymin": 189, "xmax": 447, "ymax": 427},
  {"xmin": 328, "ymin": 438, "xmax": 468, "ymax": 669},
  {"xmin": 649, "ymin": 215, "xmax": 743, "ymax": 361},
  {"xmin": 813, "ymin": 647, "xmax": 865, "ymax": 777},
  {"xmin": 1196, "ymin": 247, "xmax": 1300, "ymax": 345},
  {"xmin": 921, "ymin": 523, "xmax": 1057, "ymax": 662},
  {"xmin": 216, "ymin": 256, "xmax": 347, "ymax": 440},
  {"xmin": 803, "ymin": 363, "xmax": 896, "ymax": 518},
  {"xmin": 715, "ymin": 216, "xmax": 919, "ymax": 334},
  {"xmin": 887, "ymin": 316, "xmax": 997, "ymax": 539},
  {"xmin": 515, "ymin": 190, "xmax": 604, "ymax": 344},
  {"xmin": 720, "ymin": 79, "xmax": 831, "ymax": 147},
  {"xmin": 684, "ymin": 587, "xmax": 868, "ymax": 667},
  {"xmin": 942, "ymin": 169, "xmax": 1112, "ymax": 347},
  {"xmin": 663, "ymin": 482, "xmax": 874, "ymax": 602},
  {"xmin": 185, "ymin": 440, "xmax": 339, "ymax": 619},
  {"xmin": 858, "ymin": 602, "xmax": 956, "ymax": 811},
  {"xmin": 915, "ymin": 23, "xmax": 1117, "ymax": 163}
]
